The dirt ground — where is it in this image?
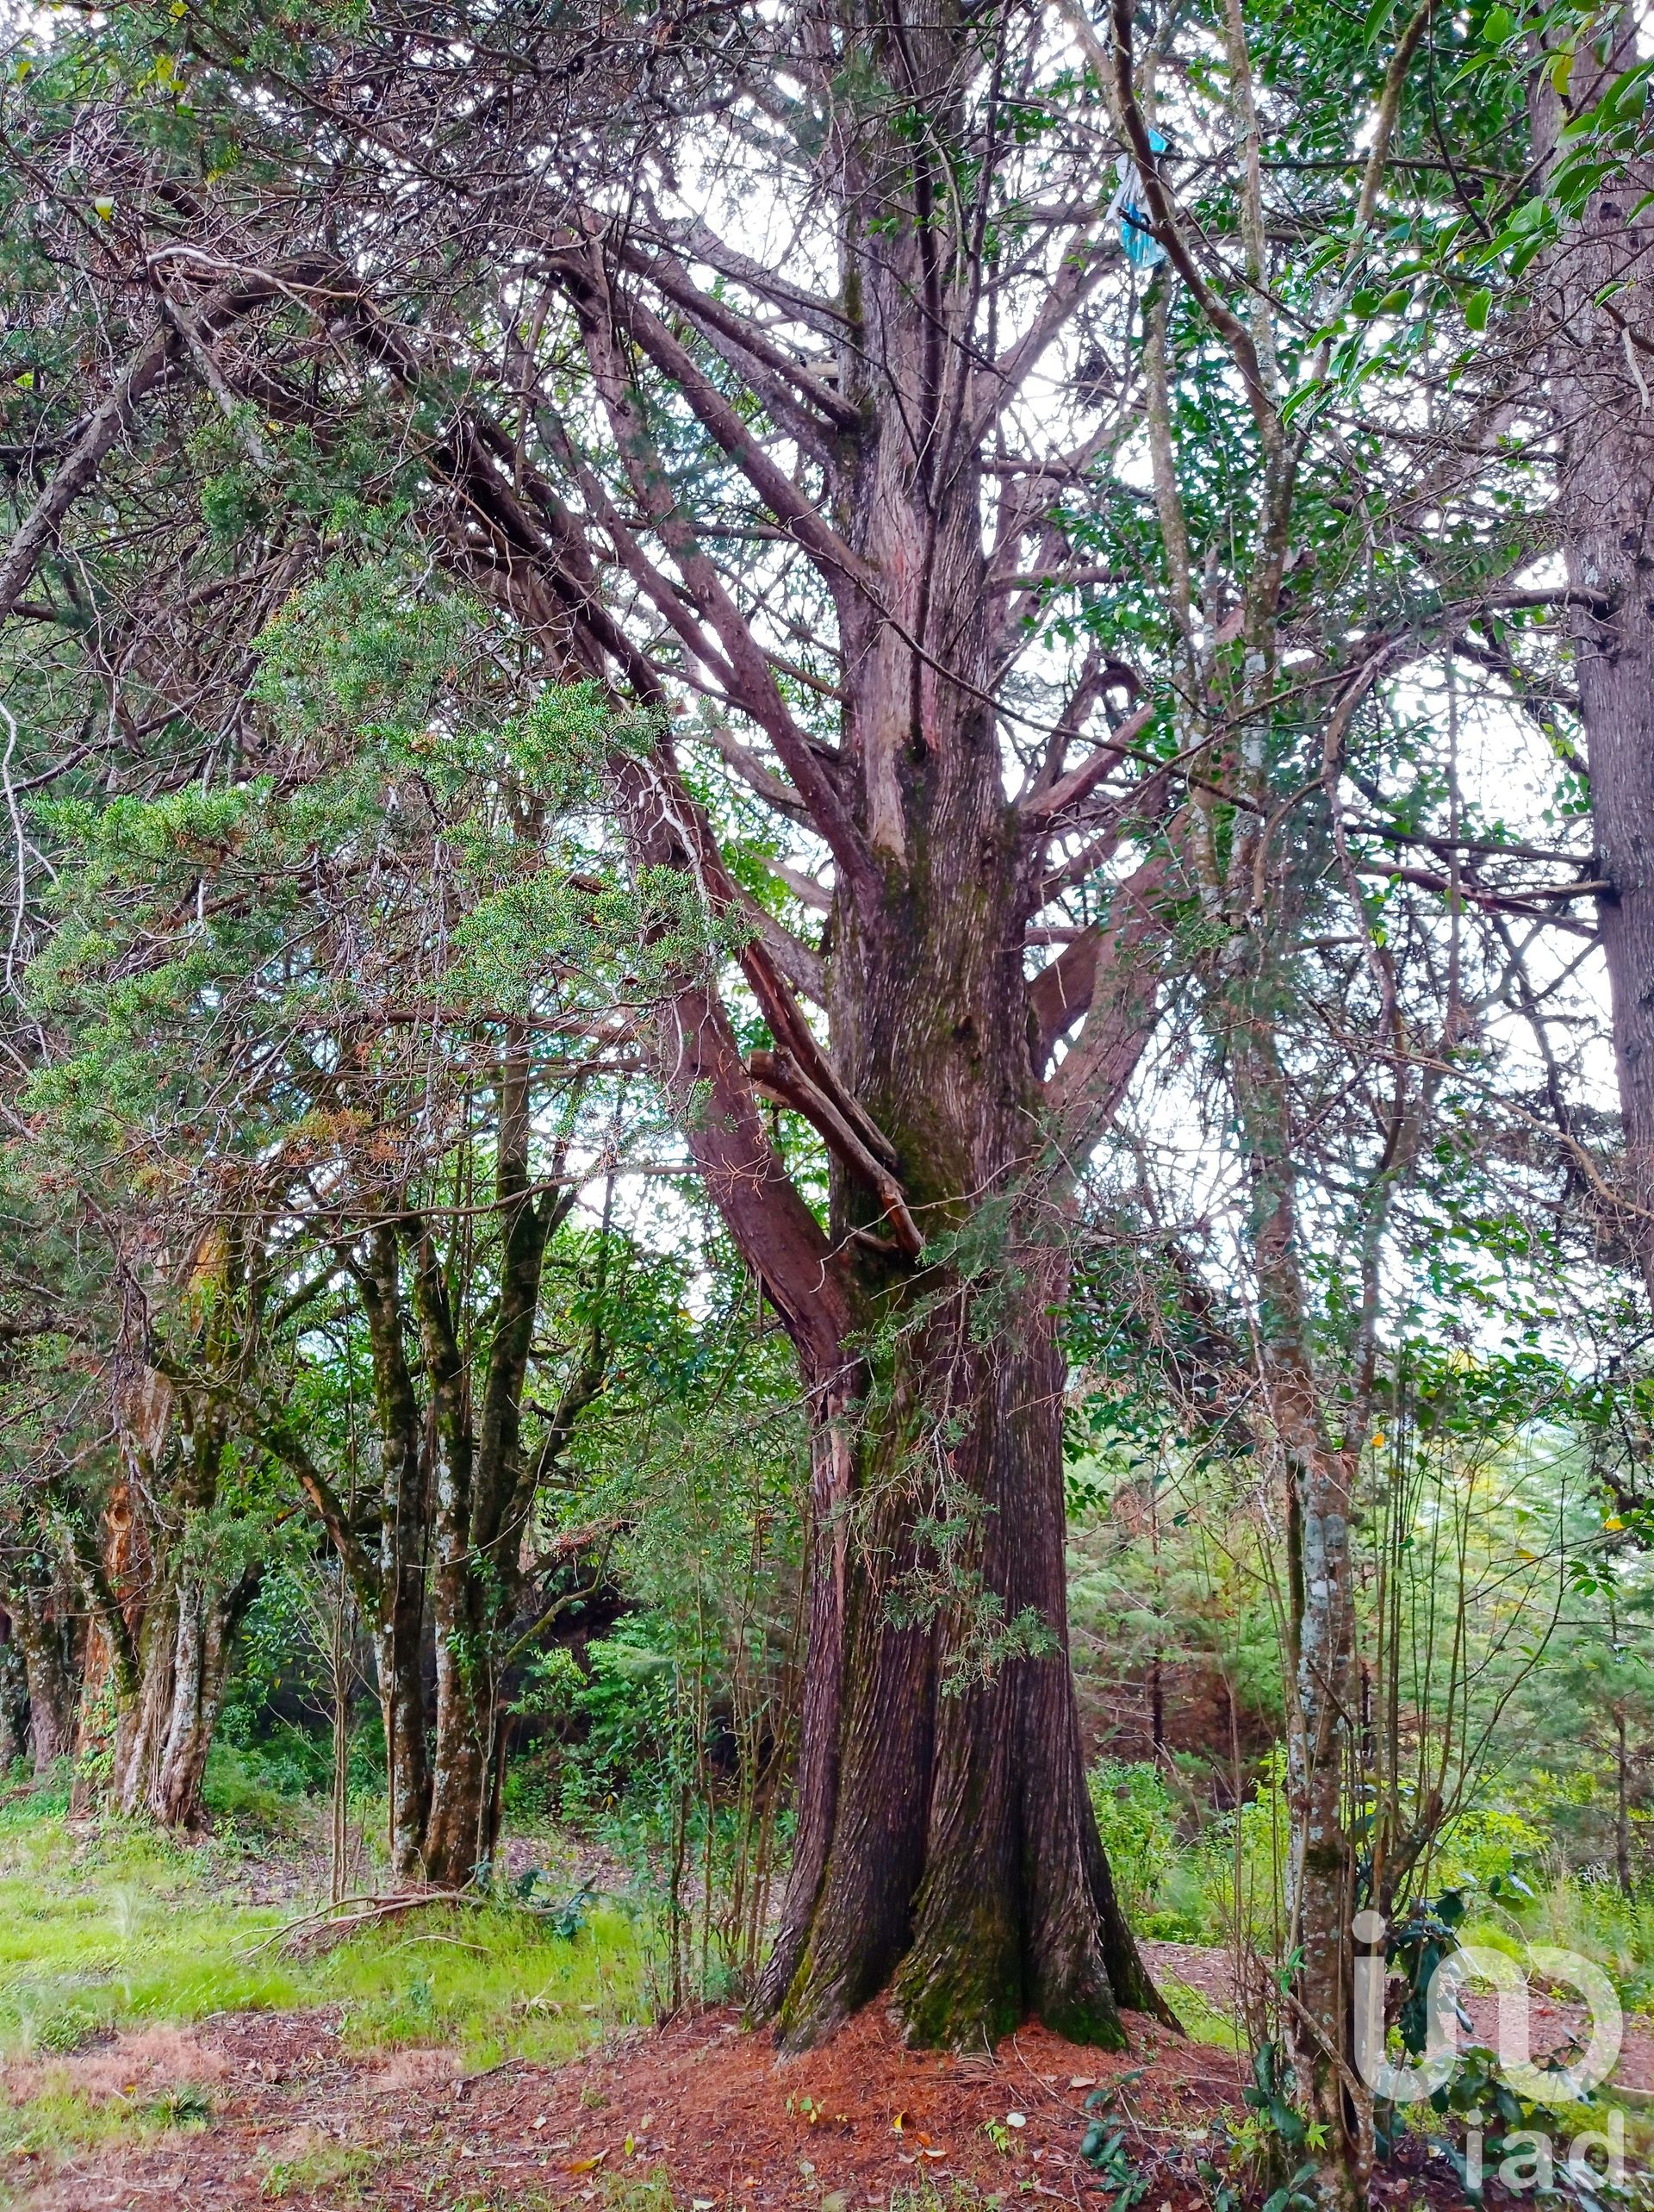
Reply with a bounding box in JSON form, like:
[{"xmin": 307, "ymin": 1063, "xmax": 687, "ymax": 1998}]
[
  {"xmin": 1142, "ymin": 1938, "xmax": 1654, "ymax": 2094},
  {"xmin": 5, "ymin": 1994, "xmax": 1240, "ymax": 2211},
  {"xmin": 4, "ymin": 1941, "xmax": 1649, "ymax": 2211}
]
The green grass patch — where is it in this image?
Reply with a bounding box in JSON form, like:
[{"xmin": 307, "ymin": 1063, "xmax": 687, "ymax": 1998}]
[
  {"xmin": 256, "ymin": 2134, "xmax": 381, "ymax": 2200},
  {"xmin": 1156, "ymin": 1972, "xmax": 1240, "ymax": 2049},
  {"xmin": 0, "ymin": 1816, "xmax": 306, "ymax": 2058},
  {"xmin": 0, "ymin": 1807, "xmax": 652, "ymax": 2073},
  {"xmin": 321, "ymin": 1897, "xmax": 650, "ymax": 2066},
  {"xmin": 0, "ymin": 2068, "xmax": 215, "ymax": 2208}
]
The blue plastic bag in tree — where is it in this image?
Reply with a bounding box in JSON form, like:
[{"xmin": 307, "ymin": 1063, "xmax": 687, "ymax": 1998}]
[{"xmin": 1109, "ymin": 128, "xmax": 1168, "ymax": 268}]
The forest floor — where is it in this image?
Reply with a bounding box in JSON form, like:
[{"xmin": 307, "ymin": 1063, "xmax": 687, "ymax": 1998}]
[
  {"xmin": 3, "ymin": 1816, "xmax": 1654, "ymax": 2211},
  {"xmin": 9, "ymin": 1962, "xmax": 1651, "ymax": 2212},
  {"xmin": 3, "ymin": 1990, "xmax": 1238, "ymax": 2211}
]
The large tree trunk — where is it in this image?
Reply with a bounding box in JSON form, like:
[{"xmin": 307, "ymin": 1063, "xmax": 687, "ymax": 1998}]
[
  {"xmin": 112, "ymin": 1562, "xmax": 259, "ymax": 1829},
  {"xmin": 104, "ymin": 1386, "xmax": 258, "ymax": 1831},
  {"xmin": 762, "ymin": 1280, "xmax": 1156, "ymax": 2047},
  {"xmin": 146, "ymin": 1573, "xmax": 259, "ymax": 1829},
  {"xmin": 22, "ymin": 1633, "xmax": 76, "ymax": 1773},
  {"xmin": 1539, "ymin": 22, "xmax": 1654, "ymax": 1295},
  {"xmin": 423, "ymin": 1647, "xmax": 496, "ymax": 1889},
  {"xmin": 750, "ymin": 843, "xmax": 1163, "ymax": 2047}
]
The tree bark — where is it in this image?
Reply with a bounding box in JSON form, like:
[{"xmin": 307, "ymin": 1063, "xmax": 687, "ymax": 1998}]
[
  {"xmin": 1234, "ymin": 1025, "xmax": 1369, "ymax": 2210},
  {"xmin": 112, "ymin": 1573, "xmax": 260, "ymax": 1829},
  {"xmin": 1538, "ymin": 19, "xmax": 1654, "ymax": 1295},
  {"xmin": 12, "ymin": 1586, "xmax": 79, "ymax": 1776},
  {"xmin": 356, "ymin": 1224, "xmax": 434, "ymax": 1879},
  {"xmin": 0, "ymin": 1607, "xmax": 27, "ymax": 1773},
  {"xmin": 103, "ymin": 1372, "xmax": 258, "ymax": 1831},
  {"xmin": 2, "ymin": 1551, "xmax": 85, "ymax": 1779},
  {"xmin": 746, "ymin": 878, "xmax": 1165, "ymax": 2047}
]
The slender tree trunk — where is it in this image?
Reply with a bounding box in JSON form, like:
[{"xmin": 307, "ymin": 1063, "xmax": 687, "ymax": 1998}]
[
  {"xmin": 1234, "ymin": 1029, "xmax": 1369, "ymax": 2210},
  {"xmin": 1615, "ymin": 1706, "xmax": 1632, "ymax": 1899},
  {"xmin": 357, "ymin": 1224, "xmax": 433, "ymax": 1879},
  {"xmin": 14, "ymin": 1596, "xmax": 78, "ymax": 1776},
  {"xmin": 0, "ymin": 1608, "xmax": 27, "ymax": 1774},
  {"xmin": 412, "ymin": 1041, "xmax": 563, "ymax": 1890}
]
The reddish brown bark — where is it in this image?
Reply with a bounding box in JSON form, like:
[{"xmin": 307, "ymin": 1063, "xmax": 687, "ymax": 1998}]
[{"xmin": 1539, "ymin": 21, "xmax": 1654, "ymax": 1295}]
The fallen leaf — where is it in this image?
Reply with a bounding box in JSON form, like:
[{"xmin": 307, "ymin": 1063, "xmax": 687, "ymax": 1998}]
[
  {"xmin": 920, "ymin": 2147, "xmax": 947, "ymax": 2160},
  {"xmin": 891, "ymin": 2113, "xmax": 907, "ymax": 2134},
  {"xmin": 568, "ymin": 2153, "xmax": 607, "ymax": 2173},
  {"xmin": 532, "ymin": 2115, "xmax": 547, "ymax": 2130},
  {"xmin": 1005, "ymin": 2112, "xmax": 1027, "ymax": 2128},
  {"xmin": 822, "ymin": 2192, "xmax": 849, "ymax": 2212},
  {"xmin": 1068, "ymin": 2076, "xmax": 1096, "ymax": 2089}
]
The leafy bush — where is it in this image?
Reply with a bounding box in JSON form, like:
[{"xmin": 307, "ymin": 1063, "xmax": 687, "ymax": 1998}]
[
  {"xmin": 1088, "ymin": 1760, "xmax": 1181, "ymax": 1926},
  {"xmin": 1429, "ymin": 1804, "xmax": 1546, "ymax": 1891},
  {"xmin": 519, "ymin": 1625, "xmax": 677, "ymax": 1822}
]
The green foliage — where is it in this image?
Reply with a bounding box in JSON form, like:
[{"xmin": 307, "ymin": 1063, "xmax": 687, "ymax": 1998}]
[
  {"xmin": 1087, "ymin": 1760, "xmax": 1181, "ymax": 1927},
  {"xmin": 537, "ymin": 1623, "xmax": 678, "ymax": 1823}
]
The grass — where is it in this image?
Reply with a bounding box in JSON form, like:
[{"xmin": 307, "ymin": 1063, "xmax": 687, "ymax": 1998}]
[
  {"xmin": 1154, "ymin": 1972, "xmax": 1241, "ymax": 2050},
  {"xmin": 0, "ymin": 1785, "xmax": 655, "ymax": 2201},
  {"xmin": 0, "ymin": 1813, "xmax": 308, "ymax": 2059},
  {"xmin": 1464, "ymin": 1870, "xmax": 1654, "ymax": 2014},
  {"xmin": 256, "ymin": 2134, "xmax": 382, "ymax": 2200},
  {"xmin": 0, "ymin": 1801, "xmax": 650, "ymax": 2069}
]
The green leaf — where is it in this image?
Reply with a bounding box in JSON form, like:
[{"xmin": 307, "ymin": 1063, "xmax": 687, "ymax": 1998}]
[
  {"xmin": 1482, "ymin": 5, "xmax": 1514, "ymax": 43},
  {"xmin": 1464, "ymin": 287, "xmax": 1492, "ymax": 332}
]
